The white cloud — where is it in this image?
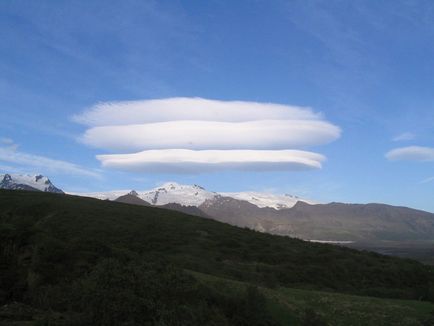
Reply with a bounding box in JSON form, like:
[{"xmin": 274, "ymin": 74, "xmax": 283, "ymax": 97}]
[
  {"xmin": 82, "ymin": 120, "xmax": 340, "ymax": 151},
  {"xmin": 97, "ymin": 149, "xmax": 325, "ymax": 173},
  {"xmin": 386, "ymin": 146, "xmax": 434, "ymax": 162},
  {"xmin": 75, "ymin": 98, "xmax": 340, "ymax": 173},
  {"xmin": 392, "ymin": 132, "xmax": 415, "ymax": 141},
  {"xmin": 0, "ymin": 146, "xmax": 101, "ymax": 178},
  {"xmin": 73, "ymin": 97, "xmax": 322, "ymax": 126}
]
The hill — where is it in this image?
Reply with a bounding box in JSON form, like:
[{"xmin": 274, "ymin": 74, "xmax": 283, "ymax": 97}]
[{"xmin": 1, "ymin": 190, "xmax": 434, "ymax": 325}]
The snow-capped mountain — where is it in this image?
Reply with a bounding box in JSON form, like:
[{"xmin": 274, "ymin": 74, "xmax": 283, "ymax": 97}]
[
  {"xmin": 220, "ymin": 191, "xmax": 316, "ymax": 209},
  {"xmin": 70, "ymin": 190, "xmax": 131, "ymax": 200},
  {"xmin": 0, "ymin": 174, "xmax": 63, "ymax": 193},
  {"xmin": 139, "ymin": 182, "xmax": 217, "ymax": 206},
  {"xmin": 72, "ymin": 182, "xmax": 312, "ymax": 210}
]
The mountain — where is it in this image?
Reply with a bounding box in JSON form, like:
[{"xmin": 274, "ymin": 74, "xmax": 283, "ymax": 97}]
[
  {"xmin": 70, "ymin": 189, "xmax": 131, "ymax": 200},
  {"xmin": 280, "ymin": 201, "xmax": 434, "ymax": 241},
  {"xmin": 72, "ymin": 181, "xmax": 311, "ymax": 209},
  {"xmin": 1, "ymin": 190, "xmax": 433, "ymax": 325},
  {"xmin": 200, "ymin": 198, "xmax": 434, "ymax": 242},
  {"xmin": 0, "ymin": 174, "xmax": 63, "ymax": 193},
  {"xmin": 71, "ymin": 181, "xmax": 434, "ymax": 243},
  {"xmin": 6, "ymin": 175, "xmax": 432, "ymax": 245},
  {"xmin": 199, "ymin": 195, "xmax": 283, "ymax": 229},
  {"xmin": 139, "ymin": 182, "xmax": 218, "ymax": 206},
  {"xmin": 114, "ymin": 191, "xmax": 151, "ymax": 206},
  {"xmin": 159, "ymin": 202, "xmax": 210, "ymax": 218},
  {"xmin": 220, "ymin": 191, "xmax": 316, "ymax": 209}
]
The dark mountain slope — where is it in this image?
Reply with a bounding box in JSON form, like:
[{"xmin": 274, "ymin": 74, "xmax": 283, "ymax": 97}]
[
  {"xmin": 280, "ymin": 201, "xmax": 434, "ymax": 241},
  {"xmin": 199, "ymin": 197, "xmax": 434, "ymax": 241},
  {"xmin": 114, "ymin": 192, "xmax": 151, "ymax": 206},
  {"xmin": 199, "ymin": 195, "xmax": 285, "ymax": 229},
  {"xmin": 158, "ymin": 202, "xmax": 210, "ymax": 218}
]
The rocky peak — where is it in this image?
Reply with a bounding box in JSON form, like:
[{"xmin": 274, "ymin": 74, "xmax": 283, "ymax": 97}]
[{"xmin": 128, "ymin": 190, "xmax": 139, "ymax": 197}]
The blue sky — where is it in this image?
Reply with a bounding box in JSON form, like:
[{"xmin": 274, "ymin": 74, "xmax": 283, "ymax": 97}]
[{"xmin": 1, "ymin": 0, "xmax": 434, "ymax": 211}]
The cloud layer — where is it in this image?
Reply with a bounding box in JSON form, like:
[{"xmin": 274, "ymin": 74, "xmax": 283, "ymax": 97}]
[
  {"xmin": 73, "ymin": 97, "xmax": 322, "ymax": 125},
  {"xmin": 97, "ymin": 149, "xmax": 325, "ymax": 173},
  {"xmin": 386, "ymin": 146, "xmax": 434, "ymax": 162},
  {"xmin": 75, "ymin": 98, "xmax": 340, "ymax": 173},
  {"xmin": 82, "ymin": 120, "xmax": 340, "ymax": 151}
]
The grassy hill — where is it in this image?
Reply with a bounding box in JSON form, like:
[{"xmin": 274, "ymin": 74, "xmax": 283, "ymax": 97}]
[{"xmin": 1, "ymin": 190, "xmax": 434, "ymax": 325}]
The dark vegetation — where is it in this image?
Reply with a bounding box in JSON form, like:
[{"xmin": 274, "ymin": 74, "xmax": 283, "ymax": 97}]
[{"xmin": 1, "ymin": 190, "xmax": 434, "ymax": 325}]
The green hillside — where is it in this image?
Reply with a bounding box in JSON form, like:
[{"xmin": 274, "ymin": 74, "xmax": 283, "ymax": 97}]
[
  {"xmin": 192, "ymin": 271, "xmax": 434, "ymax": 326},
  {"xmin": 1, "ymin": 190, "xmax": 434, "ymax": 325}
]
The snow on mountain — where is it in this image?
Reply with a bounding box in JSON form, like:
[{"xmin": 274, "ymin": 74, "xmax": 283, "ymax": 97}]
[
  {"xmin": 138, "ymin": 182, "xmax": 218, "ymax": 206},
  {"xmin": 68, "ymin": 183, "xmax": 217, "ymax": 206},
  {"xmin": 0, "ymin": 174, "xmax": 63, "ymax": 193},
  {"xmin": 220, "ymin": 191, "xmax": 316, "ymax": 209},
  {"xmin": 70, "ymin": 182, "xmax": 313, "ymax": 209},
  {"xmin": 68, "ymin": 190, "xmax": 131, "ymax": 200}
]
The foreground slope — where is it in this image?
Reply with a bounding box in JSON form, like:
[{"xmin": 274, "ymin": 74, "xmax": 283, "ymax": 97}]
[
  {"xmin": 1, "ymin": 190, "xmax": 434, "ymax": 325},
  {"xmin": 192, "ymin": 271, "xmax": 434, "ymax": 326}
]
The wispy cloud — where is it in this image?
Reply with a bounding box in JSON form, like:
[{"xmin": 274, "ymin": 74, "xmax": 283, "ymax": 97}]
[
  {"xmin": 75, "ymin": 98, "xmax": 340, "ymax": 173},
  {"xmin": 386, "ymin": 146, "xmax": 434, "ymax": 162},
  {"xmin": 420, "ymin": 176, "xmax": 434, "ymax": 184},
  {"xmin": 0, "ymin": 140, "xmax": 101, "ymax": 178},
  {"xmin": 392, "ymin": 132, "xmax": 415, "ymax": 142}
]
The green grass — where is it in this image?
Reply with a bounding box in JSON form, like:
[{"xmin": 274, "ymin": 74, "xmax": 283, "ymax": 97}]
[
  {"xmin": 191, "ymin": 271, "xmax": 434, "ymax": 325},
  {"xmin": 1, "ymin": 190, "xmax": 434, "ymax": 325}
]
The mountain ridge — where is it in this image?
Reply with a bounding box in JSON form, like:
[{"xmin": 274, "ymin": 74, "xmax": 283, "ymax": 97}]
[
  {"xmin": 4, "ymin": 173, "xmax": 434, "ymax": 244},
  {"xmin": 71, "ymin": 181, "xmax": 313, "ymax": 210}
]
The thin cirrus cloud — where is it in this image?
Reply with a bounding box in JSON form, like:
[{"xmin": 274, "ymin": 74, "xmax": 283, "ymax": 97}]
[
  {"xmin": 392, "ymin": 132, "xmax": 415, "ymax": 142},
  {"xmin": 0, "ymin": 142, "xmax": 101, "ymax": 178},
  {"xmin": 420, "ymin": 176, "xmax": 434, "ymax": 184},
  {"xmin": 74, "ymin": 97, "xmax": 341, "ymax": 173},
  {"xmin": 386, "ymin": 146, "xmax": 434, "ymax": 162}
]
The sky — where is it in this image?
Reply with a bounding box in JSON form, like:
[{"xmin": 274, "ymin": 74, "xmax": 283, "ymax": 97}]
[{"xmin": 1, "ymin": 0, "xmax": 434, "ymax": 211}]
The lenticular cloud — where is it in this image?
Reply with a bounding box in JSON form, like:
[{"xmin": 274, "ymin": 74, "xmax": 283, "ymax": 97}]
[
  {"xmin": 73, "ymin": 97, "xmax": 322, "ymax": 125},
  {"xmin": 82, "ymin": 120, "xmax": 340, "ymax": 151},
  {"xmin": 74, "ymin": 97, "xmax": 341, "ymax": 173},
  {"xmin": 97, "ymin": 149, "xmax": 326, "ymax": 173}
]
